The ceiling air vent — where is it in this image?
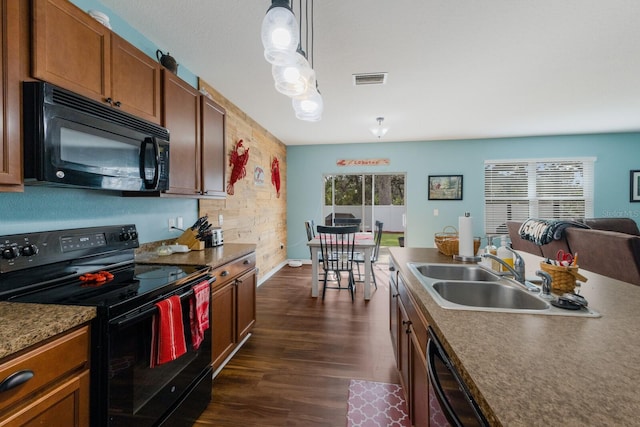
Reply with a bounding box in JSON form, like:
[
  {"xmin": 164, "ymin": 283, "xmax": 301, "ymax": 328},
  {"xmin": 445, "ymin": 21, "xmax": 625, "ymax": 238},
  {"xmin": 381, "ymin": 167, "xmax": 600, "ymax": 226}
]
[{"xmin": 352, "ymin": 72, "xmax": 388, "ymax": 86}]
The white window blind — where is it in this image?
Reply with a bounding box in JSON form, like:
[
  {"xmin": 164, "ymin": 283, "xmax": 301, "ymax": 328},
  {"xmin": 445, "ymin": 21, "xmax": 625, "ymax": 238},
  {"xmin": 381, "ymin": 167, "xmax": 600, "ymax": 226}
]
[{"xmin": 484, "ymin": 157, "xmax": 595, "ymax": 234}]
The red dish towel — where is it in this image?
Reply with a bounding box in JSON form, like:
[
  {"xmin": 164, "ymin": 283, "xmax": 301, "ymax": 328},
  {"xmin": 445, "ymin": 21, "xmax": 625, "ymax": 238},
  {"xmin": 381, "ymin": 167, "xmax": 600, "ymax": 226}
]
[
  {"xmin": 150, "ymin": 295, "xmax": 187, "ymax": 367},
  {"xmin": 189, "ymin": 281, "xmax": 210, "ymax": 350}
]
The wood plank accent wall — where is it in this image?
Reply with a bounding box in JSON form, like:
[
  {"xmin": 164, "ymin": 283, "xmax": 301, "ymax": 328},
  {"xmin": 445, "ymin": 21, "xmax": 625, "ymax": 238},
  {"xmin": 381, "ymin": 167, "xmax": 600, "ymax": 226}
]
[{"xmin": 198, "ymin": 85, "xmax": 287, "ymax": 281}]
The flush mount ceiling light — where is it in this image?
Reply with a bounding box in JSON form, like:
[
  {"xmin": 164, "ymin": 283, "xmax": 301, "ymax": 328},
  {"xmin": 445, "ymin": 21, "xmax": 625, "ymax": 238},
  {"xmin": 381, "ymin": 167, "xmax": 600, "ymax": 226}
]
[
  {"xmin": 262, "ymin": 0, "xmax": 323, "ymax": 121},
  {"xmin": 261, "ymin": 0, "xmax": 299, "ymax": 65},
  {"xmin": 370, "ymin": 117, "xmax": 389, "ymax": 138}
]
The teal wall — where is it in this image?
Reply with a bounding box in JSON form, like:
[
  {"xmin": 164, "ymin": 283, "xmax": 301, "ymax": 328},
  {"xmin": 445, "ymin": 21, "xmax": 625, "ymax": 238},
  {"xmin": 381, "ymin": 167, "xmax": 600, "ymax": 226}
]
[
  {"xmin": 0, "ymin": 0, "xmax": 199, "ymax": 242},
  {"xmin": 286, "ymin": 132, "xmax": 640, "ymax": 260}
]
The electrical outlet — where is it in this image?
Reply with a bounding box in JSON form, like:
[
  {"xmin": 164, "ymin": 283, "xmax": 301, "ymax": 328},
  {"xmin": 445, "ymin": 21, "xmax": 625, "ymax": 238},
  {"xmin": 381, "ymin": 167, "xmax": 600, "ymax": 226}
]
[
  {"xmin": 177, "ymin": 216, "xmax": 183, "ymax": 229},
  {"xmin": 168, "ymin": 218, "xmax": 176, "ymax": 231},
  {"xmin": 433, "ymin": 209, "xmax": 439, "ymax": 216}
]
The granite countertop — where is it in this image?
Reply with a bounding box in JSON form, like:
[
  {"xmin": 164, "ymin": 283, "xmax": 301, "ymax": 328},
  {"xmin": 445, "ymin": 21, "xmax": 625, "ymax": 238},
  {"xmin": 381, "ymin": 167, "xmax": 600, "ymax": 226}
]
[
  {"xmin": 0, "ymin": 244, "xmax": 254, "ymax": 362},
  {"xmin": 0, "ymin": 302, "xmax": 95, "ymax": 360},
  {"xmin": 135, "ymin": 243, "xmax": 256, "ymax": 268},
  {"xmin": 390, "ymin": 247, "xmax": 640, "ymax": 427}
]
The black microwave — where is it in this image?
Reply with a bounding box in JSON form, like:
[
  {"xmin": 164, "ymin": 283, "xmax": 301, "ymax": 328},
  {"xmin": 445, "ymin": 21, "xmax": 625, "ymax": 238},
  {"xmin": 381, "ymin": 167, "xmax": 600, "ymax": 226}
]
[{"xmin": 23, "ymin": 82, "xmax": 170, "ymax": 193}]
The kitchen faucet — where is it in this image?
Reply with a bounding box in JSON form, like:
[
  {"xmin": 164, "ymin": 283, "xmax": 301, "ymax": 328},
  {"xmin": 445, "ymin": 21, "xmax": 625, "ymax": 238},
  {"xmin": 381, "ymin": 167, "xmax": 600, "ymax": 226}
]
[
  {"xmin": 535, "ymin": 269, "xmax": 554, "ymax": 299},
  {"xmin": 481, "ymin": 247, "xmax": 540, "ymax": 292}
]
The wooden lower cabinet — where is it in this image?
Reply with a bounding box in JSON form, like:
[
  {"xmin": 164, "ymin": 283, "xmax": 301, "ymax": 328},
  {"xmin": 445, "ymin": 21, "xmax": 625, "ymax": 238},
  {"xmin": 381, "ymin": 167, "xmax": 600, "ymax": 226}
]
[
  {"xmin": 390, "ymin": 262, "xmax": 429, "ymax": 427},
  {"xmin": 0, "ymin": 325, "xmax": 91, "ymax": 427},
  {"xmin": 211, "ymin": 252, "xmax": 257, "ymax": 371}
]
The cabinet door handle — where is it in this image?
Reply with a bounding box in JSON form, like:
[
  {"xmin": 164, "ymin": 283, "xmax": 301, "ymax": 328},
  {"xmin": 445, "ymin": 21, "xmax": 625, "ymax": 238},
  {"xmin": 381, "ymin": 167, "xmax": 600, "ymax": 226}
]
[
  {"xmin": 389, "ymin": 266, "xmax": 396, "ymax": 271},
  {"xmin": 392, "ymin": 293, "xmax": 399, "ymax": 298},
  {"xmin": 402, "ymin": 320, "xmax": 412, "ymax": 334},
  {"xmin": 243, "ymin": 259, "xmax": 250, "ymax": 265},
  {"xmin": 105, "ymin": 97, "xmax": 113, "ymax": 105},
  {"xmin": 0, "ymin": 370, "xmax": 34, "ymax": 392},
  {"xmin": 114, "ymin": 100, "xmax": 122, "ymax": 107},
  {"xmin": 221, "ymin": 270, "xmax": 229, "ymax": 277}
]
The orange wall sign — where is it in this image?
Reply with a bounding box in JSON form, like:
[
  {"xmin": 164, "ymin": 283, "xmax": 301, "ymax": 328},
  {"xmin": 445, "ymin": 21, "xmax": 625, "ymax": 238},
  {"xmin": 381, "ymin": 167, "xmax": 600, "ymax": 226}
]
[{"xmin": 336, "ymin": 158, "xmax": 390, "ymax": 167}]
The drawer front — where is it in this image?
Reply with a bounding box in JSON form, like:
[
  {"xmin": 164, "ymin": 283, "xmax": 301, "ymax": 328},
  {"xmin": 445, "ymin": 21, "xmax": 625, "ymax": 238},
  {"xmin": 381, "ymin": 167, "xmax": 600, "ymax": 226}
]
[
  {"xmin": 210, "ymin": 253, "xmax": 256, "ymax": 290},
  {"xmin": 0, "ymin": 326, "xmax": 89, "ymax": 414}
]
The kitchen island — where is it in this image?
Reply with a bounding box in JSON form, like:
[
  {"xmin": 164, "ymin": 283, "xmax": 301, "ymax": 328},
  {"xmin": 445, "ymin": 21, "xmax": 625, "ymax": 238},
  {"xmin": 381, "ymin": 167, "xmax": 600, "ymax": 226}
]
[{"xmin": 390, "ymin": 247, "xmax": 640, "ymax": 426}]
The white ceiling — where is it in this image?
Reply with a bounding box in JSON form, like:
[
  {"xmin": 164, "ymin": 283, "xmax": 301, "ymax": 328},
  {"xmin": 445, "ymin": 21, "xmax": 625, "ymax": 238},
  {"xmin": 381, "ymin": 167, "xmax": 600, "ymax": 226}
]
[{"xmin": 99, "ymin": 0, "xmax": 640, "ymax": 146}]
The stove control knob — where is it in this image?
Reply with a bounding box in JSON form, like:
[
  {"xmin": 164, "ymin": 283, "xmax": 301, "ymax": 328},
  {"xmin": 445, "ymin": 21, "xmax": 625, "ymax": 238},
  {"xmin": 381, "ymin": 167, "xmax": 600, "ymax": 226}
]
[
  {"xmin": 21, "ymin": 244, "xmax": 39, "ymax": 257},
  {"xmin": 130, "ymin": 231, "xmax": 138, "ymax": 240},
  {"xmin": 120, "ymin": 232, "xmax": 131, "ymax": 241},
  {"xmin": 2, "ymin": 246, "xmax": 19, "ymax": 260}
]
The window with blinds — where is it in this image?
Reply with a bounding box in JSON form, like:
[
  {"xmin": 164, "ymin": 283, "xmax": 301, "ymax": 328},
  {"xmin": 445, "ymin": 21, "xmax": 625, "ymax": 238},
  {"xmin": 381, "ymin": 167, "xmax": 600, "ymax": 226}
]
[{"xmin": 484, "ymin": 158, "xmax": 595, "ymax": 234}]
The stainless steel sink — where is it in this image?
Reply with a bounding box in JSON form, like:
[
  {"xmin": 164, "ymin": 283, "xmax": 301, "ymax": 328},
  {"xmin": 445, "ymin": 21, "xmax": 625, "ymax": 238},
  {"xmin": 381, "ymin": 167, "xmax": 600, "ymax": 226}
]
[
  {"xmin": 414, "ymin": 264, "xmax": 500, "ymax": 281},
  {"xmin": 432, "ymin": 281, "xmax": 549, "ymax": 310},
  {"xmin": 407, "ymin": 262, "xmax": 600, "ymax": 317}
]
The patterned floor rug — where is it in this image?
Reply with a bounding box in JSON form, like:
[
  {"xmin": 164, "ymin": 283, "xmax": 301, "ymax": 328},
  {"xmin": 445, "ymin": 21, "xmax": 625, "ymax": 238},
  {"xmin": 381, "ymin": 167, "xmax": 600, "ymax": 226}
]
[{"xmin": 346, "ymin": 379, "xmax": 411, "ymax": 427}]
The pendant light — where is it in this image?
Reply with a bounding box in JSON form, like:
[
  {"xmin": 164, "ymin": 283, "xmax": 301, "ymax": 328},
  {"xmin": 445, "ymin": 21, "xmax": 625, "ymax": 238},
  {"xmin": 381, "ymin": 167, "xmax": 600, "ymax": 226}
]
[
  {"xmin": 292, "ymin": 83, "xmax": 323, "ymax": 121},
  {"xmin": 262, "ymin": 0, "xmax": 323, "ymax": 121},
  {"xmin": 272, "ymin": 47, "xmax": 315, "ymax": 97},
  {"xmin": 261, "ymin": 0, "xmax": 299, "ymax": 65}
]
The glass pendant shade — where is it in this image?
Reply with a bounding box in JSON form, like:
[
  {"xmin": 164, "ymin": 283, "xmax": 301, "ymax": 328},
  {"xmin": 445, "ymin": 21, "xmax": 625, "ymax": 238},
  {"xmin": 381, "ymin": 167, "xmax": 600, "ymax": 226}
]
[
  {"xmin": 292, "ymin": 87, "xmax": 323, "ymax": 121},
  {"xmin": 370, "ymin": 117, "xmax": 389, "ymax": 138},
  {"xmin": 272, "ymin": 52, "xmax": 315, "ymax": 97},
  {"xmin": 261, "ymin": 3, "xmax": 299, "ymax": 65}
]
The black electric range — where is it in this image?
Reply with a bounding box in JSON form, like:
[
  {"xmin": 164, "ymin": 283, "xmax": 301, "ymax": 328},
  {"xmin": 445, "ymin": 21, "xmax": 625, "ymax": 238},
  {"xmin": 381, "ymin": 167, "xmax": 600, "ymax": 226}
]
[{"xmin": 0, "ymin": 224, "xmax": 213, "ymax": 427}]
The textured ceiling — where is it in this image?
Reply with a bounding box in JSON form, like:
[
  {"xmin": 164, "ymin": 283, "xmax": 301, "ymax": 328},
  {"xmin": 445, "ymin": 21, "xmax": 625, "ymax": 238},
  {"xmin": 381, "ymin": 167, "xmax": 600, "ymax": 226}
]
[{"xmin": 99, "ymin": 0, "xmax": 640, "ymax": 145}]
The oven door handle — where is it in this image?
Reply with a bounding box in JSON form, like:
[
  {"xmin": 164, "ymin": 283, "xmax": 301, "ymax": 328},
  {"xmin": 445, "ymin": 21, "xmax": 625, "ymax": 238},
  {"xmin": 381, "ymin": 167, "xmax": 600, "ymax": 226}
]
[{"xmin": 112, "ymin": 277, "xmax": 213, "ymax": 328}]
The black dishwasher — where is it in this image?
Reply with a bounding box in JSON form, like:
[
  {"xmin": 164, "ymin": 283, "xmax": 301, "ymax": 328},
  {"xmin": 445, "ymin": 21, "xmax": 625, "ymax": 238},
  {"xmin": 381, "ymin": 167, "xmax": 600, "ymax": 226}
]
[{"xmin": 427, "ymin": 327, "xmax": 488, "ymax": 427}]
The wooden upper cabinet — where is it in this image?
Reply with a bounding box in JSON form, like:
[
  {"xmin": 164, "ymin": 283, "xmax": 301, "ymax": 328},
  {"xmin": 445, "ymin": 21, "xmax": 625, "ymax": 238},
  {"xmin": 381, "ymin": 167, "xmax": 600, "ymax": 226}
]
[
  {"xmin": 32, "ymin": 0, "xmax": 111, "ymax": 100},
  {"xmin": 162, "ymin": 70, "xmax": 201, "ymax": 196},
  {"xmin": 111, "ymin": 34, "xmax": 161, "ymax": 123},
  {"xmin": 31, "ymin": 0, "xmax": 161, "ymax": 124},
  {"xmin": 0, "ymin": 0, "xmax": 23, "ymax": 189},
  {"xmin": 201, "ymin": 96, "xmax": 226, "ymax": 198}
]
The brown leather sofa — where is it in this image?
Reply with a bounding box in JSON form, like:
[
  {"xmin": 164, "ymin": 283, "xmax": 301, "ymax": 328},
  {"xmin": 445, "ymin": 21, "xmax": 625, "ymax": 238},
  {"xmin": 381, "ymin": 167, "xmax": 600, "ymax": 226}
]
[{"xmin": 506, "ymin": 218, "xmax": 640, "ymax": 285}]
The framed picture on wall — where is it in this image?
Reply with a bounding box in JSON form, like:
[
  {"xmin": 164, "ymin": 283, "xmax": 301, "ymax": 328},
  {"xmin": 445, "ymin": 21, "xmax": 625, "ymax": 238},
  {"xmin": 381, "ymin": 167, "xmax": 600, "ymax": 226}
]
[
  {"xmin": 428, "ymin": 175, "xmax": 463, "ymax": 200},
  {"xmin": 630, "ymin": 170, "xmax": 640, "ymax": 202}
]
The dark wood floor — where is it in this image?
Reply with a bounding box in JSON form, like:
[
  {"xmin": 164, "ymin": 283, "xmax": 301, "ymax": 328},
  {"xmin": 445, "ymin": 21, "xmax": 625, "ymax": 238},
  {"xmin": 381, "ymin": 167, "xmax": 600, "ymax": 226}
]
[{"xmin": 194, "ymin": 261, "xmax": 399, "ymax": 426}]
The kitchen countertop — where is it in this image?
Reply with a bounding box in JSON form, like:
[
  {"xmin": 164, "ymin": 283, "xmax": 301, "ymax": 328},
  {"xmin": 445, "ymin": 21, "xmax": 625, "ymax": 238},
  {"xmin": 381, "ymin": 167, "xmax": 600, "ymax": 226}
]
[
  {"xmin": 390, "ymin": 247, "xmax": 640, "ymax": 427},
  {"xmin": 135, "ymin": 243, "xmax": 256, "ymax": 268},
  {"xmin": 0, "ymin": 244, "xmax": 255, "ymax": 362},
  {"xmin": 0, "ymin": 302, "xmax": 95, "ymax": 360}
]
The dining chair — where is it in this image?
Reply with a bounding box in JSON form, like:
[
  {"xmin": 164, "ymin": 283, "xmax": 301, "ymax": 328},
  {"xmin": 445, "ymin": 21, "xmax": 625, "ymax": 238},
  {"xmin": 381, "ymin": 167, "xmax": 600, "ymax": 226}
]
[
  {"xmin": 316, "ymin": 225, "xmax": 359, "ymax": 301},
  {"xmin": 353, "ymin": 220, "xmax": 383, "ymax": 289},
  {"xmin": 305, "ymin": 220, "xmax": 322, "ymax": 260}
]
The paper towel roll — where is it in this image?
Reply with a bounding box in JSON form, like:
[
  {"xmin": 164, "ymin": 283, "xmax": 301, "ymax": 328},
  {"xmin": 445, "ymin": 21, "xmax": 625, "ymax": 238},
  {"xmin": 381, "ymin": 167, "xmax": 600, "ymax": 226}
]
[{"xmin": 458, "ymin": 213, "xmax": 474, "ymax": 257}]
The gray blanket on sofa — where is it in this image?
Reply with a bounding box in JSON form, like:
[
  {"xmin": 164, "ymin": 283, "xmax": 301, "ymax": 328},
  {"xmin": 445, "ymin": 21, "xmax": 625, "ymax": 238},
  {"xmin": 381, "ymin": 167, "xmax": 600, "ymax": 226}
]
[{"xmin": 518, "ymin": 218, "xmax": 590, "ymax": 245}]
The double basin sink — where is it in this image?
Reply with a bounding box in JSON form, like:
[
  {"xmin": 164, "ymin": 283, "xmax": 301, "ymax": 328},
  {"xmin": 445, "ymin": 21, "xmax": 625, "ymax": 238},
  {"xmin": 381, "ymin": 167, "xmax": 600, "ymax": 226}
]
[{"xmin": 408, "ymin": 263, "xmax": 600, "ymax": 317}]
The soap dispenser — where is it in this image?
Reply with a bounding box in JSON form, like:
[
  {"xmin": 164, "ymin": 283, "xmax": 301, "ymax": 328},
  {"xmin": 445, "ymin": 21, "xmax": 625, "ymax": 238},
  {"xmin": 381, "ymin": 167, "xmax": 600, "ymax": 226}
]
[
  {"xmin": 484, "ymin": 235, "xmax": 498, "ymax": 270},
  {"xmin": 497, "ymin": 236, "xmax": 514, "ymax": 272}
]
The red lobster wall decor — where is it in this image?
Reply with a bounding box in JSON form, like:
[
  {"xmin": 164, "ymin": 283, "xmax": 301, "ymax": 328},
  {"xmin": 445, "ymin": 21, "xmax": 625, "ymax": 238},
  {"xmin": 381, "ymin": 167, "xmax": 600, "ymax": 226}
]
[
  {"xmin": 271, "ymin": 156, "xmax": 281, "ymax": 198},
  {"xmin": 227, "ymin": 139, "xmax": 249, "ymax": 195}
]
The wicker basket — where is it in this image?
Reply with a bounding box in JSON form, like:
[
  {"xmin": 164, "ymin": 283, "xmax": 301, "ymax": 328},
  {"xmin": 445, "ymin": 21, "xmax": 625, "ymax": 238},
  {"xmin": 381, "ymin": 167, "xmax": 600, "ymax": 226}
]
[
  {"xmin": 434, "ymin": 226, "xmax": 480, "ymax": 256},
  {"xmin": 539, "ymin": 262, "xmax": 588, "ymax": 294}
]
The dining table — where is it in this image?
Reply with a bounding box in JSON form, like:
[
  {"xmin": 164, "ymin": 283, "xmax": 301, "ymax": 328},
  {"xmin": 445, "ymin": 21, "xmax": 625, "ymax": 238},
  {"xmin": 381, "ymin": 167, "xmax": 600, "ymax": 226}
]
[{"xmin": 307, "ymin": 232, "xmax": 376, "ymax": 300}]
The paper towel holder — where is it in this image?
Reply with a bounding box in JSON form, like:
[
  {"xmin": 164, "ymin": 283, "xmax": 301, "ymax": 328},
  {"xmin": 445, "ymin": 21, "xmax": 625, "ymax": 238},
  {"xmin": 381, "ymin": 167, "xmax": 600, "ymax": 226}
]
[{"xmin": 453, "ymin": 212, "xmax": 482, "ymax": 262}]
